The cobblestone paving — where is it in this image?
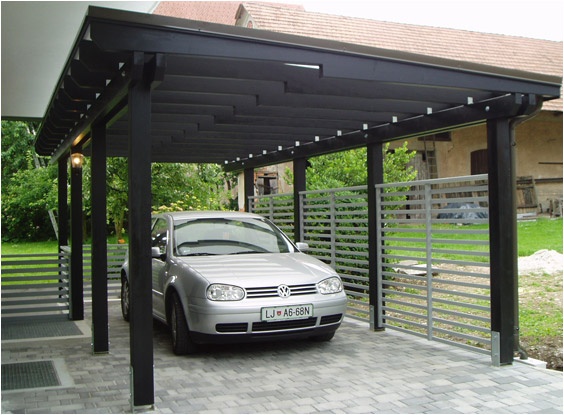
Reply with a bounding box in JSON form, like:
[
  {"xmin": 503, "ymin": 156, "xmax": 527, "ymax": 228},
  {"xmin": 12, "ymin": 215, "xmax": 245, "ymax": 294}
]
[{"xmin": 2, "ymin": 302, "xmax": 562, "ymax": 413}]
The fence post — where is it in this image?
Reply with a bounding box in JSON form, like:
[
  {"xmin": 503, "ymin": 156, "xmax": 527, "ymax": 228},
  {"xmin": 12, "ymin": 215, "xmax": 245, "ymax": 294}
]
[
  {"xmin": 268, "ymin": 196, "xmax": 274, "ymax": 221},
  {"xmin": 425, "ymin": 183, "xmax": 433, "ymax": 340},
  {"xmin": 299, "ymin": 192, "xmax": 305, "ymax": 242},
  {"xmin": 330, "ymin": 191, "xmax": 336, "ymax": 268}
]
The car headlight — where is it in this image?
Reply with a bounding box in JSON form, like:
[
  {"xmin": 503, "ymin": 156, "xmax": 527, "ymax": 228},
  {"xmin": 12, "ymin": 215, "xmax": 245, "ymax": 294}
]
[
  {"xmin": 207, "ymin": 284, "xmax": 245, "ymax": 301},
  {"xmin": 317, "ymin": 277, "xmax": 343, "ymax": 294}
]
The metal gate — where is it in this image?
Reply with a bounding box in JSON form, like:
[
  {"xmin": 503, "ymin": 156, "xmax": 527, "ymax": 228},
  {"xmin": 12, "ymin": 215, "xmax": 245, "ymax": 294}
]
[
  {"xmin": 376, "ymin": 174, "xmax": 491, "ymax": 354},
  {"xmin": 249, "ymin": 175, "xmax": 491, "ymax": 355}
]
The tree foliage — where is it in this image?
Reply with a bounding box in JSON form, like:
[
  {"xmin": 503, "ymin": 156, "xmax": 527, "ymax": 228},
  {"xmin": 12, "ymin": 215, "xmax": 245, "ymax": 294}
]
[
  {"xmin": 1, "ymin": 121, "xmax": 57, "ymax": 241},
  {"xmin": 1, "ymin": 121, "xmax": 235, "ymax": 242},
  {"xmin": 285, "ymin": 142, "xmax": 417, "ymax": 190}
]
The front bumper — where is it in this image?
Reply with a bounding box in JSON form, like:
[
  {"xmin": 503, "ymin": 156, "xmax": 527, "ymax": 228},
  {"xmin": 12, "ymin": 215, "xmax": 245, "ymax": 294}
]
[{"xmin": 186, "ymin": 294, "xmax": 347, "ymax": 344}]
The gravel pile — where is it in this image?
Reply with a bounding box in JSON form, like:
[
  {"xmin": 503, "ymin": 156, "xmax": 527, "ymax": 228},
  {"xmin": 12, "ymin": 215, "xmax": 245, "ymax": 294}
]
[{"xmin": 518, "ymin": 249, "xmax": 563, "ymax": 274}]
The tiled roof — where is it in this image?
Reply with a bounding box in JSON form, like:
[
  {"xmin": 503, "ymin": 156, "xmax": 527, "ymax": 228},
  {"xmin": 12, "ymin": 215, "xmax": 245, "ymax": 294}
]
[
  {"xmin": 240, "ymin": 2, "xmax": 562, "ymax": 111},
  {"xmin": 154, "ymin": 1, "xmax": 242, "ymax": 25},
  {"xmin": 154, "ymin": 2, "xmax": 304, "ymax": 26}
]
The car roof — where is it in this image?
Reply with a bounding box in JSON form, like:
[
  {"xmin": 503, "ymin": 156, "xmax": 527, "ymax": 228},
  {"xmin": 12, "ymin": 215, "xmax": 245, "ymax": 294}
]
[{"xmin": 157, "ymin": 211, "xmax": 265, "ymax": 221}]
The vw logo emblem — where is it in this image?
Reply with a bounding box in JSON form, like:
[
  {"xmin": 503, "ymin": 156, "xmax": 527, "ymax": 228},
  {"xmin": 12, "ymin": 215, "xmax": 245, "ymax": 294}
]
[{"xmin": 277, "ymin": 285, "xmax": 291, "ymax": 298}]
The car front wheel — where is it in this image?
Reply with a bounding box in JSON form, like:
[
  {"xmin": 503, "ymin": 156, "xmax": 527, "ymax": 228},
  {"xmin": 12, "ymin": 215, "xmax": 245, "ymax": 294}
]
[
  {"xmin": 170, "ymin": 292, "xmax": 197, "ymax": 355},
  {"xmin": 121, "ymin": 277, "xmax": 130, "ymax": 322}
]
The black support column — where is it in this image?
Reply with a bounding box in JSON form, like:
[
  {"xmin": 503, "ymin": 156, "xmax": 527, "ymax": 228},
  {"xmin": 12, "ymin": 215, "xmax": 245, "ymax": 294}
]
[
  {"xmin": 487, "ymin": 117, "xmax": 517, "ymax": 365},
  {"xmin": 69, "ymin": 150, "xmax": 84, "ymax": 321},
  {"xmin": 244, "ymin": 167, "xmax": 254, "ymax": 212},
  {"xmin": 293, "ymin": 158, "xmax": 307, "ymax": 243},
  {"xmin": 58, "ymin": 156, "xmax": 69, "ymax": 250},
  {"xmin": 91, "ymin": 122, "xmax": 109, "ymax": 353},
  {"xmin": 367, "ymin": 142, "xmax": 384, "ymax": 331},
  {"xmin": 128, "ymin": 52, "xmax": 155, "ymax": 408}
]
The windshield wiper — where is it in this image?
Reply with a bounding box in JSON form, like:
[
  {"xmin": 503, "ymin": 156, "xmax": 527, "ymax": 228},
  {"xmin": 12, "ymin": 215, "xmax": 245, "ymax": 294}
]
[
  {"xmin": 230, "ymin": 250, "xmax": 267, "ymax": 255},
  {"xmin": 182, "ymin": 252, "xmax": 217, "ymax": 257}
]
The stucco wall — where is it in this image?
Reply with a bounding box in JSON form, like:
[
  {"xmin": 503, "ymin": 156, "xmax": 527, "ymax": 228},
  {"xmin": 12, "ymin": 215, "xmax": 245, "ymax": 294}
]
[{"xmin": 397, "ymin": 111, "xmax": 563, "ymax": 213}]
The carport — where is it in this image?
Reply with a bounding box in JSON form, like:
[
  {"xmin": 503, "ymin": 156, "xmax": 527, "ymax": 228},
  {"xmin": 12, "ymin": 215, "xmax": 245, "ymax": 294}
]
[{"xmin": 32, "ymin": 6, "xmax": 561, "ymax": 408}]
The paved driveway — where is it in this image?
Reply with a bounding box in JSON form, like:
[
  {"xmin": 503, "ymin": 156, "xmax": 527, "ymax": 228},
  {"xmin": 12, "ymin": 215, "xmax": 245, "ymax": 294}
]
[{"xmin": 2, "ymin": 301, "xmax": 562, "ymax": 413}]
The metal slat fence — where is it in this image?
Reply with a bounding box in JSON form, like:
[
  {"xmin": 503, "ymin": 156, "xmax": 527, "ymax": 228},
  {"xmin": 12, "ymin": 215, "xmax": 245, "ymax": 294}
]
[
  {"xmin": 1, "ymin": 245, "xmax": 127, "ymax": 320},
  {"xmin": 1, "ymin": 252, "xmax": 70, "ymax": 320},
  {"xmin": 299, "ymin": 186, "xmax": 371, "ymax": 322},
  {"xmin": 60, "ymin": 244, "xmax": 127, "ymax": 300},
  {"xmin": 248, "ymin": 193, "xmax": 295, "ymax": 236},
  {"xmin": 376, "ymin": 174, "xmax": 491, "ymax": 354},
  {"xmin": 249, "ymin": 175, "xmax": 491, "ymax": 355}
]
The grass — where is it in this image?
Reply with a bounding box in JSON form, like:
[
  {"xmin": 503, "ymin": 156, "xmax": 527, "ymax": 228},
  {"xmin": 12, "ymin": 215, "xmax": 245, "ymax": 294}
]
[
  {"xmin": 1, "ymin": 240, "xmax": 59, "ymax": 255},
  {"xmin": 517, "ymin": 217, "xmax": 562, "ymax": 256}
]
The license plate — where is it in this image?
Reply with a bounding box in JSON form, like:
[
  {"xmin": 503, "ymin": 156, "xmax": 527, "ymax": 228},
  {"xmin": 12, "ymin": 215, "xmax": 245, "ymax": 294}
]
[{"xmin": 261, "ymin": 304, "xmax": 313, "ymax": 322}]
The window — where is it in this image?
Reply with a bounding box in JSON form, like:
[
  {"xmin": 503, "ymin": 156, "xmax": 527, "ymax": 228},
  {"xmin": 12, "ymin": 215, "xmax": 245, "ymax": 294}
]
[
  {"xmin": 471, "ymin": 149, "xmax": 488, "ymax": 175},
  {"xmin": 151, "ymin": 218, "xmax": 168, "ymax": 255}
]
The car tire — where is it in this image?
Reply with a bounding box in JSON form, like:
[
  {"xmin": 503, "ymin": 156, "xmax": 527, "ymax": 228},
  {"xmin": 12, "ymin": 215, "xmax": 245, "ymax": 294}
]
[
  {"xmin": 121, "ymin": 277, "xmax": 130, "ymax": 322},
  {"xmin": 170, "ymin": 292, "xmax": 197, "ymax": 355}
]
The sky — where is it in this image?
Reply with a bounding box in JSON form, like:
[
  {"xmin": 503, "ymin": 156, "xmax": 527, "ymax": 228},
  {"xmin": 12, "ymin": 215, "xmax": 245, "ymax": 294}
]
[{"xmin": 265, "ymin": 0, "xmax": 563, "ymax": 41}]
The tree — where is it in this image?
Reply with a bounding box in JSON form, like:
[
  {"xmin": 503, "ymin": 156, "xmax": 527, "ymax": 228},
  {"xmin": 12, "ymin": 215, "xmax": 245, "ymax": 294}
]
[
  {"xmin": 1, "ymin": 121, "xmax": 58, "ymax": 241},
  {"xmin": 1, "ymin": 120, "xmax": 236, "ymax": 242},
  {"xmin": 152, "ymin": 164, "xmax": 233, "ymax": 213},
  {"xmin": 284, "ymin": 142, "xmax": 417, "ymax": 190}
]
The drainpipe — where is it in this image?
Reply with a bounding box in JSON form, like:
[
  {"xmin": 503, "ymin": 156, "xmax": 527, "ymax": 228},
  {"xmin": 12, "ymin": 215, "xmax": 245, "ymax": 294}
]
[{"xmin": 509, "ymin": 94, "xmax": 543, "ymax": 361}]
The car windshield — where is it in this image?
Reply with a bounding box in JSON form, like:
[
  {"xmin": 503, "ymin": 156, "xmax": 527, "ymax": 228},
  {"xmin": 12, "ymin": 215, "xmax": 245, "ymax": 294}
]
[{"xmin": 173, "ymin": 217, "xmax": 294, "ymax": 256}]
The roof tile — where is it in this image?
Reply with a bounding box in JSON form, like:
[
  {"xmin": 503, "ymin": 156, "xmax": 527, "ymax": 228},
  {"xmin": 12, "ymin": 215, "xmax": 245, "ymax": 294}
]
[{"xmin": 240, "ymin": 2, "xmax": 562, "ymax": 110}]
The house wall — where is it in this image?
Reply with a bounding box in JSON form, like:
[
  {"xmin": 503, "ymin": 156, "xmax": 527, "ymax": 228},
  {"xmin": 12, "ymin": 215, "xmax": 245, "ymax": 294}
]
[{"xmin": 394, "ymin": 111, "xmax": 563, "ymax": 214}]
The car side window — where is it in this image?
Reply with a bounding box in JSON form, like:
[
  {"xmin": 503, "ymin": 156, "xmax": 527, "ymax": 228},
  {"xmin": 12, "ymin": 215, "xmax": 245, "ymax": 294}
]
[{"xmin": 151, "ymin": 218, "xmax": 168, "ymax": 255}]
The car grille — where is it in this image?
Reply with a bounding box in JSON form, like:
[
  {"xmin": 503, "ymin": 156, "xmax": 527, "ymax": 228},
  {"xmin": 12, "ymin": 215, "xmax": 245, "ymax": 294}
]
[
  {"xmin": 245, "ymin": 284, "xmax": 317, "ymax": 298},
  {"xmin": 252, "ymin": 317, "xmax": 317, "ymax": 332}
]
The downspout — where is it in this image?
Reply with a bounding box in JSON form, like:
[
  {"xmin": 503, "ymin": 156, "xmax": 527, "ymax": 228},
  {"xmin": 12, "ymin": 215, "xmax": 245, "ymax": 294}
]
[{"xmin": 509, "ymin": 94, "xmax": 544, "ymax": 361}]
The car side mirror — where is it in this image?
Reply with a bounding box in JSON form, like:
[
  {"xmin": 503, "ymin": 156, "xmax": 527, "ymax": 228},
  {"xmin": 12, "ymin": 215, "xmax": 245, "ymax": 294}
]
[
  {"xmin": 295, "ymin": 242, "xmax": 309, "ymax": 252},
  {"xmin": 151, "ymin": 247, "xmax": 166, "ymax": 260}
]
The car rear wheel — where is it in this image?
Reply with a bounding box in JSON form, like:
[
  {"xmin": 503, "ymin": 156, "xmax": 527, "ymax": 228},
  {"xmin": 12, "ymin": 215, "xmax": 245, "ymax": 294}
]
[
  {"xmin": 170, "ymin": 292, "xmax": 197, "ymax": 355},
  {"xmin": 121, "ymin": 277, "xmax": 130, "ymax": 322}
]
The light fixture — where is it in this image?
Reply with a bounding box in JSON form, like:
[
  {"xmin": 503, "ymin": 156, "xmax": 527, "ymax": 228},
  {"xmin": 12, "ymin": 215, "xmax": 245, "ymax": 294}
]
[{"xmin": 71, "ymin": 152, "xmax": 84, "ymax": 169}]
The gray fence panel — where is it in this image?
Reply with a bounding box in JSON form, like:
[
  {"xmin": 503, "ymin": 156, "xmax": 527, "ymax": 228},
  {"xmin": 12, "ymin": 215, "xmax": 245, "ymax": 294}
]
[
  {"xmin": 249, "ymin": 175, "xmax": 492, "ymax": 358},
  {"xmin": 1, "ymin": 252, "xmax": 70, "ymax": 320},
  {"xmin": 376, "ymin": 174, "xmax": 491, "ymax": 356},
  {"xmin": 2, "ymin": 245, "xmax": 128, "ymax": 320}
]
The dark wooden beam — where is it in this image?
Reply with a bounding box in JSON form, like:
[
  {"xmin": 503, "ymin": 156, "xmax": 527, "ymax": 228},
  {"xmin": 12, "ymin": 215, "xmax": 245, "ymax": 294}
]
[
  {"xmin": 293, "ymin": 158, "xmax": 307, "ymax": 243},
  {"xmin": 224, "ymin": 94, "xmax": 529, "ymax": 172},
  {"xmin": 91, "ymin": 121, "xmax": 109, "ymax": 354},
  {"xmin": 367, "ymin": 142, "xmax": 384, "ymax": 331},
  {"xmin": 57, "ymin": 156, "xmax": 69, "ymax": 249},
  {"xmin": 487, "ymin": 117, "xmax": 517, "ymax": 365},
  {"xmin": 69, "ymin": 149, "xmax": 84, "ymax": 321},
  {"xmin": 127, "ymin": 52, "xmax": 164, "ymax": 409},
  {"xmin": 244, "ymin": 168, "xmax": 254, "ymax": 212}
]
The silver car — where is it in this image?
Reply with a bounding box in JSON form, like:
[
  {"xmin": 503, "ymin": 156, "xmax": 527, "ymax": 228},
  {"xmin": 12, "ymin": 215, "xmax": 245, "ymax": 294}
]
[{"xmin": 121, "ymin": 211, "xmax": 347, "ymax": 355}]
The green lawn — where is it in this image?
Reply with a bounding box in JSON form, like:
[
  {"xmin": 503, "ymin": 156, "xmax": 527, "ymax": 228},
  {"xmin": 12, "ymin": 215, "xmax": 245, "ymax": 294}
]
[
  {"xmin": 517, "ymin": 217, "xmax": 562, "ymax": 256},
  {"xmin": 1, "ymin": 240, "xmax": 59, "ymax": 255}
]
